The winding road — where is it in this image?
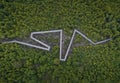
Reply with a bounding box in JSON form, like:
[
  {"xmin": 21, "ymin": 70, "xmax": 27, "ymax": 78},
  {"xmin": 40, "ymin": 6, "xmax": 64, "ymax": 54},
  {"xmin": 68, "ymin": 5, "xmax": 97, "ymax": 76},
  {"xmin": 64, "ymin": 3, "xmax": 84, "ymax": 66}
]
[{"xmin": 3, "ymin": 29, "xmax": 112, "ymax": 61}]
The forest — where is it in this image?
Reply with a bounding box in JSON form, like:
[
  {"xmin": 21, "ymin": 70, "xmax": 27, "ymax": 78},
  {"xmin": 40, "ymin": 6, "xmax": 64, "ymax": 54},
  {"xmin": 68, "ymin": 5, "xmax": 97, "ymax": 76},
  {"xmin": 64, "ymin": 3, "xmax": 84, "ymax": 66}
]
[{"xmin": 0, "ymin": 0, "xmax": 120, "ymax": 83}]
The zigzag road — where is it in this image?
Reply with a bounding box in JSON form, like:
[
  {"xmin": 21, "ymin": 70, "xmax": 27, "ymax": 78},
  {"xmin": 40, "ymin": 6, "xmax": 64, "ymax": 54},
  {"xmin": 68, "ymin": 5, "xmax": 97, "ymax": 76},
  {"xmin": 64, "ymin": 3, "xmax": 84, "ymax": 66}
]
[{"xmin": 3, "ymin": 29, "xmax": 112, "ymax": 61}]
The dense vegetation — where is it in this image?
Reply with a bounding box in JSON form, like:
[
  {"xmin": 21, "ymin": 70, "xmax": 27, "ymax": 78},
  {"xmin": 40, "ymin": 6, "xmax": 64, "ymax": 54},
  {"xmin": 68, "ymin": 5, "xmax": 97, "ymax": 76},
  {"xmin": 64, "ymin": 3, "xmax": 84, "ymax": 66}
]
[{"xmin": 0, "ymin": 0, "xmax": 120, "ymax": 83}]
